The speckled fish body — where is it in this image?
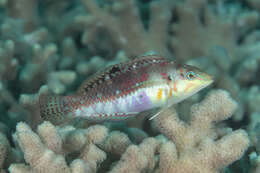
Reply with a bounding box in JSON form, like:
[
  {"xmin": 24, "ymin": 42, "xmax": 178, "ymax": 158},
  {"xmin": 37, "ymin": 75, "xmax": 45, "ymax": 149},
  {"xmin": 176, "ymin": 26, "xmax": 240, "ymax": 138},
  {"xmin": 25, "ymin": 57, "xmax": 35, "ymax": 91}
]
[
  {"xmin": 74, "ymin": 56, "xmax": 169, "ymax": 120},
  {"xmin": 39, "ymin": 55, "xmax": 213, "ymax": 123}
]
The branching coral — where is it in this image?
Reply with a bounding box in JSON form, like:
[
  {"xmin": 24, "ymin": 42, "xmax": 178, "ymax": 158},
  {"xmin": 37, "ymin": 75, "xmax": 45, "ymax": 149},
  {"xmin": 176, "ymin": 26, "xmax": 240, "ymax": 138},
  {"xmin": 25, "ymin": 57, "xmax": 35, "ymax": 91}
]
[
  {"xmin": 0, "ymin": 90, "xmax": 249, "ymax": 173},
  {"xmin": 108, "ymin": 137, "xmax": 159, "ymax": 173},
  {"xmin": 6, "ymin": 0, "xmax": 39, "ymax": 31},
  {"xmin": 9, "ymin": 122, "xmax": 108, "ymax": 173},
  {"xmin": 154, "ymin": 90, "xmax": 249, "ymax": 173},
  {"xmin": 100, "ymin": 131, "xmax": 132, "ymax": 157},
  {"xmin": 0, "ymin": 40, "xmax": 18, "ymax": 82},
  {"xmin": 249, "ymin": 118, "xmax": 260, "ymax": 173},
  {"xmin": 0, "ymin": 0, "xmax": 259, "ymax": 172},
  {"xmin": 250, "ymin": 152, "xmax": 260, "ymax": 173},
  {"xmin": 80, "ymin": 0, "xmax": 173, "ymax": 57},
  {"xmin": 0, "ymin": 132, "xmax": 23, "ymax": 172},
  {"xmin": 171, "ymin": 0, "xmax": 259, "ymax": 62},
  {"xmin": 169, "ymin": 0, "xmax": 260, "ymax": 123}
]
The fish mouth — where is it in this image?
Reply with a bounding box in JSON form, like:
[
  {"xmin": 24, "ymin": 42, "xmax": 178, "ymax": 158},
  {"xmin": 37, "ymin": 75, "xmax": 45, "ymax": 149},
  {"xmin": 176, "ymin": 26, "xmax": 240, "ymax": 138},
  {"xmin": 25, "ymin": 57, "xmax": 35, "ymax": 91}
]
[
  {"xmin": 206, "ymin": 78, "xmax": 214, "ymax": 86},
  {"xmin": 194, "ymin": 74, "xmax": 214, "ymax": 93},
  {"xmin": 202, "ymin": 73, "xmax": 214, "ymax": 87},
  {"xmin": 182, "ymin": 76, "xmax": 214, "ymax": 102},
  {"xmin": 201, "ymin": 79, "xmax": 213, "ymax": 91}
]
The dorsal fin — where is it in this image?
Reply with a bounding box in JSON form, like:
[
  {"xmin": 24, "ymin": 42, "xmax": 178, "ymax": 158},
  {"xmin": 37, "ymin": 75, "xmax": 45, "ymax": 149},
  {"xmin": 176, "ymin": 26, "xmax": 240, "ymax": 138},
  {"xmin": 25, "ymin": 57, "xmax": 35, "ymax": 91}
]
[
  {"xmin": 77, "ymin": 55, "xmax": 167, "ymax": 95},
  {"xmin": 77, "ymin": 63, "xmax": 123, "ymax": 95}
]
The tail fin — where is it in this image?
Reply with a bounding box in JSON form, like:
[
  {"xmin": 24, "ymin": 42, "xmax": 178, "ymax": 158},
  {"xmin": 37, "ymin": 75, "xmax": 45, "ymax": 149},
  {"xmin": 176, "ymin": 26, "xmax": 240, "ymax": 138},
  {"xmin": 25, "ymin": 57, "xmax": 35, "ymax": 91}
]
[{"xmin": 39, "ymin": 95, "xmax": 72, "ymax": 124}]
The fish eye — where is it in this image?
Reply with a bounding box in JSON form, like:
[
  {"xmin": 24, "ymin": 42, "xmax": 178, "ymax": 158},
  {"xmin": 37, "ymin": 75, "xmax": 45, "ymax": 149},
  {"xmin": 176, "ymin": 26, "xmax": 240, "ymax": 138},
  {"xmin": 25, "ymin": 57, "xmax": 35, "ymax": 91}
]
[
  {"xmin": 167, "ymin": 76, "xmax": 172, "ymax": 81},
  {"xmin": 186, "ymin": 71, "xmax": 196, "ymax": 80}
]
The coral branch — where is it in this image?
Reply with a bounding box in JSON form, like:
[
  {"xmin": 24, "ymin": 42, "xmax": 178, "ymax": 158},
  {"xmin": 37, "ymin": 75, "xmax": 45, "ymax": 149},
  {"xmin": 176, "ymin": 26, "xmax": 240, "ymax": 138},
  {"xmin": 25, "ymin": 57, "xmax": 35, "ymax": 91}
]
[
  {"xmin": 80, "ymin": 0, "xmax": 173, "ymax": 57},
  {"xmin": 13, "ymin": 122, "xmax": 71, "ymax": 173},
  {"xmin": 9, "ymin": 122, "xmax": 108, "ymax": 173},
  {"xmin": 154, "ymin": 90, "xmax": 249, "ymax": 173}
]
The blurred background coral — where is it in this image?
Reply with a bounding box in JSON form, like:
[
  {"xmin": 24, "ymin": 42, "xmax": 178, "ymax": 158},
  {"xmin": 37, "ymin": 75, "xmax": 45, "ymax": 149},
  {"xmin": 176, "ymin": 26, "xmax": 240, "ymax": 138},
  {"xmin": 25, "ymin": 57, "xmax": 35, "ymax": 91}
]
[{"xmin": 0, "ymin": 0, "xmax": 259, "ymax": 172}]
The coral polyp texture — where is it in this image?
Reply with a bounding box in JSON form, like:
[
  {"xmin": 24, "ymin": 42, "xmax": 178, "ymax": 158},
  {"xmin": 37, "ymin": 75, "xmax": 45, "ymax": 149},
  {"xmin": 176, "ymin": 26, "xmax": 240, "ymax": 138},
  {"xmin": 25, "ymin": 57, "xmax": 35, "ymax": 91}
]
[{"xmin": 0, "ymin": 0, "xmax": 259, "ymax": 172}]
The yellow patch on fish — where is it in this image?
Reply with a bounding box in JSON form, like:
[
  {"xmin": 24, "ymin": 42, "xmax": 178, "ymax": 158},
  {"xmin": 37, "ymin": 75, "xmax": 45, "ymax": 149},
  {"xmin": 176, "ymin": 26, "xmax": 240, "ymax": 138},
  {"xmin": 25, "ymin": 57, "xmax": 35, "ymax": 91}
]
[
  {"xmin": 174, "ymin": 81, "xmax": 178, "ymax": 92},
  {"xmin": 184, "ymin": 83, "xmax": 194, "ymax": 92},
  {"xmin": 169, "ymin": 88, "xmax": 173, "ymax": 97},
  {"xmin": 157, "ymin": 88, "xmax": 163, "ymax": 101}
]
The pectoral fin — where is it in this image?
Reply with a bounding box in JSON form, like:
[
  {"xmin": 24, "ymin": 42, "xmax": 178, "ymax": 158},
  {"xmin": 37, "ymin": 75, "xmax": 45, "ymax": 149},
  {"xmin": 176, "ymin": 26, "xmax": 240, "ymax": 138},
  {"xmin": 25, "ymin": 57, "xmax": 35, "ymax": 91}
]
[
  {"xmin": 149, "ymin": 108, "xmax": 167, "ymax": 120},
  {"xmin": 149, "ymin": 103, "xmax": 172, "ymax": 120}
]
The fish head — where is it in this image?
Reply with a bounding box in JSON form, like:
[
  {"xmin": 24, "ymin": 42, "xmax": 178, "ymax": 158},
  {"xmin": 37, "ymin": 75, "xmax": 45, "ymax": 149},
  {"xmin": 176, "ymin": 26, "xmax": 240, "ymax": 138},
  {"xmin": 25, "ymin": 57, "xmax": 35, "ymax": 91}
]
[{"xmin": 167, "ymin": 63, "xmax": 213, "ymax": 104}]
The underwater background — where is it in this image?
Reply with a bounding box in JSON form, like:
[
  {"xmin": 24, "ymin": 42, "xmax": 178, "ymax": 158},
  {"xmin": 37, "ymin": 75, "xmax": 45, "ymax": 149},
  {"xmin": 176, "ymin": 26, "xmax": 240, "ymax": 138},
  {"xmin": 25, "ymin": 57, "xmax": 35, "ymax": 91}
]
[{"xmin": 0, "ymin": 0, "xmax": 259, "ymax": 172}]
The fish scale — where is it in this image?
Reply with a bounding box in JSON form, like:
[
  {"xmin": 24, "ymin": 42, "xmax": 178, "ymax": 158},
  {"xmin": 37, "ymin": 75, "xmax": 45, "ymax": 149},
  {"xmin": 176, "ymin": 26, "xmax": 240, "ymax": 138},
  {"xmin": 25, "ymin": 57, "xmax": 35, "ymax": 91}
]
[{"xmin": 39, "ymin": 54, "xmax": 213, "ymax": 123}]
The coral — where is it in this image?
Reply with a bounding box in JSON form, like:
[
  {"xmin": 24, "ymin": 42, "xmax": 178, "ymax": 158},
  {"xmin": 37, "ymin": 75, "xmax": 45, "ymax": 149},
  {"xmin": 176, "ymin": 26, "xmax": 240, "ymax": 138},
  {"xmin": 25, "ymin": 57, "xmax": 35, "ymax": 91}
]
[
  {"xmin": 245, "ymin": 86, "xmax": 260, "ymax": 115},
  {"xmin": 250, "ymin": 152, "xmax": 260, "ymax": 173},
  {"xmin": 0, "ymin": 132, "xmax": 23, "ymax": 172},
  {"xmin": 0, "ymin": 0, "xmax": 259, "ymax": 172},
  {"xmin": 154, "ymin": 90, "xmax": 249, "ymax": 173},
  {"xmin": 6, "ymin": 0, "xmax": 39, "ymax": 31},
  {"xmin": 247, "ymin": 0, "xmax": 260, "ymax": 12},
  {"xmin": 80, "ymin": 0, "xmax": 173, "ymax": 57},
  {"xmin": 109, "ymin": 137, "xmax": 159, "ymax": 173},
  {"xmin": 0, "ymin": 40, "xmax": 18, "ymax": 82},
  {"xmin": 0, "ymin": 88, "xmax": 249, "ymax": 173},
  {"xmin": 100, "ymin": 131, "xmax": 132, "ymax": 156},
  {"xmin": 18, "ymin": 85, "xmax": 50, "ymax": 128},
  {"xmin": 47, "ymin": 70, "xmax": 76, "ymax": 94},
  {"xmin": 18, "ymin": 43, "xmax": 59, "ymax": 92},
  {"xmin": 9, "ymin": 122, "xmax": 108, "ymax": 173},
  {"xmin": 171, "ymin": 0, "xmax": 259, "ymax": 62},
  {"xmin": 255, "ymin": 123, "xmax": 260, "ymax": 153},
  {"xmin": 249, "ymin": 117, "xmax": 260, "ymax": 158}
]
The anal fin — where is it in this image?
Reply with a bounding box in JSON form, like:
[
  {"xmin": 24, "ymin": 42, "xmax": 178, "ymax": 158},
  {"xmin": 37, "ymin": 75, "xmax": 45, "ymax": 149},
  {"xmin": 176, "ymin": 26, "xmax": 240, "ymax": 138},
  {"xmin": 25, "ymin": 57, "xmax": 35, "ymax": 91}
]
[{"xmin": 83, "ymin": 112, "xmax": 139, "ymax": 122}]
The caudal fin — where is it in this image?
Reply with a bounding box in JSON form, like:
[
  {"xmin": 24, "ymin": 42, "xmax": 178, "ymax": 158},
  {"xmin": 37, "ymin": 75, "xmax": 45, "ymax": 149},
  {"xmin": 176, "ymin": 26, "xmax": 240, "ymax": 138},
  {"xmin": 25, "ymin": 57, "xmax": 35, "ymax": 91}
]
[{"xmin": 39, "ymin": 95, "xmax": 72, "ymax": 124}]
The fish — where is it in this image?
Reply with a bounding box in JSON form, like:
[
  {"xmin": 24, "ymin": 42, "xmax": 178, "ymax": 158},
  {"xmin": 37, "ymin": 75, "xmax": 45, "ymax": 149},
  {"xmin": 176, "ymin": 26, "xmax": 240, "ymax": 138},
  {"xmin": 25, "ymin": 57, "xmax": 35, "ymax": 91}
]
[{"xmin": 39, "ymin": 54, "xmax": 213, "ymax": 123}]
